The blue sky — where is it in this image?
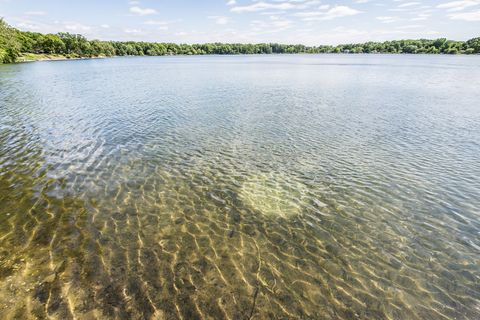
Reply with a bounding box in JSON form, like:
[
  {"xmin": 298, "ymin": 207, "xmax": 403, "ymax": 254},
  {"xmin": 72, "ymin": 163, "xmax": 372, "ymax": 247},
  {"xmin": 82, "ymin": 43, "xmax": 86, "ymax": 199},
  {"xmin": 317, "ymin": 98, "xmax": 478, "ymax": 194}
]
[{"xmin": 1, "ymin": 1, "xmax": 479, "ymax": 45}]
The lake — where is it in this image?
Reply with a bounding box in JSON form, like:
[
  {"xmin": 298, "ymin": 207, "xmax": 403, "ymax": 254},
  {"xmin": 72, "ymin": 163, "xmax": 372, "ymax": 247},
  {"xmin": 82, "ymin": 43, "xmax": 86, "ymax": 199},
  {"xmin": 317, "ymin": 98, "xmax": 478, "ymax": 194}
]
[{"xmin": 1, "ymin": 55, "xmax": 479, "ymax": 319}]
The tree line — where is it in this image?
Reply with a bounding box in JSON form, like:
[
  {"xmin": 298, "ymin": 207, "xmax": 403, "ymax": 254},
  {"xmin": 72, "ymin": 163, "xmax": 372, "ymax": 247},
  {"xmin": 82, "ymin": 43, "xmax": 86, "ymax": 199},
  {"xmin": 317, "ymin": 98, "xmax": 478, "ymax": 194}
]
[{"xmin": 1, "ymin": 18, "xmax": 479, "ymax": 63}]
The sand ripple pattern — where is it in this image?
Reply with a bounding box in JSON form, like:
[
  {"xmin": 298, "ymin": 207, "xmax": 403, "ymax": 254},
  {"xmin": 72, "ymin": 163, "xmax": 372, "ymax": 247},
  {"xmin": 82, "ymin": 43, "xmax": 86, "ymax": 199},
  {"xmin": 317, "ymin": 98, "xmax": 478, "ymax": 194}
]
[{"xmin": 1, "ymin": 55, "xmax": 480, "ymax": 319}]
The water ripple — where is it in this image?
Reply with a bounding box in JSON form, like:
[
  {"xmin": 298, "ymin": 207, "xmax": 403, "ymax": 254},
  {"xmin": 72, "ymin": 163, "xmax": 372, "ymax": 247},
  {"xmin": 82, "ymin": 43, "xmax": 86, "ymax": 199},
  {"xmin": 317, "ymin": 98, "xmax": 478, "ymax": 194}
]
[{"xmin": 0, "ymin": 55, "xmax": 479, "ymax": 319}]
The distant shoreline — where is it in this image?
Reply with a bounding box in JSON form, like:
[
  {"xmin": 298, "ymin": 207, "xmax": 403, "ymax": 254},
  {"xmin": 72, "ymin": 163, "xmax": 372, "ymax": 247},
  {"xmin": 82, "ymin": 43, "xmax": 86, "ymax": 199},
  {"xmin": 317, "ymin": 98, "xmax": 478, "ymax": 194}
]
[
  {"xmin": 2, "ymin": 18, "xmax": 479, "ymax": 64},
  {"xmin": 12, "ymin": 52, "xmax": 479, "ymax": 64}
]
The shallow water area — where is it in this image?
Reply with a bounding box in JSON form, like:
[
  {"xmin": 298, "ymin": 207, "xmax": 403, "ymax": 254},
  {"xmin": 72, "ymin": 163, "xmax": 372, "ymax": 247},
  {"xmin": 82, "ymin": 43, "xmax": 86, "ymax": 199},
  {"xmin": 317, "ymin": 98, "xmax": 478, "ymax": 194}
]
[{"xmin": 1, "ymin": 54, "xmax": 480, "ymax": 319}]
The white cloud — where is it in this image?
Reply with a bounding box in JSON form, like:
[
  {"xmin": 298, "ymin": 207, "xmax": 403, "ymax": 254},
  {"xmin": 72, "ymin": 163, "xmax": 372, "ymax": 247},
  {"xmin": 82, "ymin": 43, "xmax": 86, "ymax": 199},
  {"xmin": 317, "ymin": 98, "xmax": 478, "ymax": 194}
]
[
  {"xmin": 296, "ymin": 6, "xmax": 363, "ymax": 21},
  {"xmin": 231, "ymin": 1, "xmax": 295, "ymax": 13},
  {"xmin": 24, "ymin": 11, "xmax": 47, "ymax": 16},
  {"xmin": 208, "ymin": 16, "xmax": 230, "ymax": 25},
  {"xmin": 143, "ymin": 19, "xmax": 171, "ymax": 30},
  {"xmin": 322, "ymin": 6, "xmax": 363, "ymax": 20},
  {"xmin": 64, "ymin": 23, "xmax": 91, "ymax": 32},
  {"xmin": 144, "ymin": 20, "xmax": 168, "ymax": 25},
  {"xmin": 448, "ymin": 9, "xmax": 480, "ymax": 20},
  {"xmin": 376, "ymin": 16, "xmax": 399, "ymax": 23},
  {"xmin": 398, "ymin": 2, "xmax": 421, "ymax": 8},
  {"xmin": 124, "ymin": 28, "xmax": 143, "ymax": 34},
  {"xmin": 12, "ymin": 18, "xmax": 94, "ymax": 35},
  {"xmin": 226, "ymin": 0, "xmax": 236, "ymax": 6},
  {"xmin": 411, "ymin": 13, "xmax": 431, "ymax": 21},
  {"xmin": 17, "ymin": 21, "xmax": 40, "ymax": 30},
  {"xmin": 396, "ymin": 24, "xmax": 424, "ymax": 29},
  {"xmin": 437, "ymin": 1, "xmax": 480, "ymax": 12},
  {"xmin": 250, "ymin": 17, "xmax": 293, "ymax": 33},
  {"xmin": 129, "ymin": 6, "xmax": 157, "ymax": 16},
  {"xmin": 230, "ymin": 1, "xmax": 320, "ymax": 13}
]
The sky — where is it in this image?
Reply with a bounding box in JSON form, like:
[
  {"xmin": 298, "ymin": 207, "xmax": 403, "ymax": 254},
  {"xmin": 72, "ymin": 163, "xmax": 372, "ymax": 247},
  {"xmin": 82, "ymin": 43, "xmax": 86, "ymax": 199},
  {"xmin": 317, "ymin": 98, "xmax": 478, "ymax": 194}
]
[{"xmin": 1, "ymin": 0, "xmax": 479, "ymax": 45}]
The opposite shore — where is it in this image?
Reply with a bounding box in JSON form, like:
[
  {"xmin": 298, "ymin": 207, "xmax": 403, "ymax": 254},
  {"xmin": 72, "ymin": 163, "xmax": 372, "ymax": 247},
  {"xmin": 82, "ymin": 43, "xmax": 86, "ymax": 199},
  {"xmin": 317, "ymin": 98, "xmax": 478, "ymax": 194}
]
[
  {"xmin": 12, "ymin": 51, "xmax": 480, "ymax": 65},
  {"xmin": 2, "ymin": 18, "xmax": 480, "ymax": 64}
]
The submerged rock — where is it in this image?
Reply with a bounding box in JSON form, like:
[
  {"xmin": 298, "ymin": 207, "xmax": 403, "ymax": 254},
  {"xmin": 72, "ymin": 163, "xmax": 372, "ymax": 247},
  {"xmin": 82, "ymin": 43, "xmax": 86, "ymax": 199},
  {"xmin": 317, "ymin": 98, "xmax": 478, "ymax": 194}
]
[
  {"xmin": 43, "ymin": 274, "xmax": 55, "ymax": 284},
  {"xmin": 240, "ymin": 173, "xmax": 306, "ymax": 218}
]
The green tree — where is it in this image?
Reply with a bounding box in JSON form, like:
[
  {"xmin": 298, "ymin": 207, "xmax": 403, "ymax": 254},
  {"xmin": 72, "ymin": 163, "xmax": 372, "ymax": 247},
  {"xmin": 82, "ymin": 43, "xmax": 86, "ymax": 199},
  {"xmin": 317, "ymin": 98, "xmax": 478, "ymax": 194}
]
[
  {"xmin": 0, "ymin": 18, "xmax": 21, "ymax": 63},
  {"xmin": 466, "ymin": 37, "xmax": 480, "ymax": 53},
  {"xmin": 40, "ymin": 34, "xmax": 66, "ymax": 54}
]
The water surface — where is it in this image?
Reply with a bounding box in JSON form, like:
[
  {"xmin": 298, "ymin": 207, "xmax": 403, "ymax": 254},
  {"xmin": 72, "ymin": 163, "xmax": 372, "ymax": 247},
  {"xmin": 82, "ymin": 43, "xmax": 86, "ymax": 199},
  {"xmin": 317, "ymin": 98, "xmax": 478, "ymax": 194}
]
[{"xmin": 1, "ymin": 55, "xmax": 480, "ymax": 319}]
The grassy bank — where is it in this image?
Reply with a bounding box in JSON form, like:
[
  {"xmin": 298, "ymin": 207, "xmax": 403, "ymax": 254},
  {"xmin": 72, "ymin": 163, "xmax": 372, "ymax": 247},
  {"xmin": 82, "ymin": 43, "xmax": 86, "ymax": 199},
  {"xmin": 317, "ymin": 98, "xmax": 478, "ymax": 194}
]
[
  {"xmin": 17, "ymin": 53, "xmax": 69, "ymax": 62},
  {"xmin": 15, "ymin": 53, "xmax": 106, "ymax": 63}
]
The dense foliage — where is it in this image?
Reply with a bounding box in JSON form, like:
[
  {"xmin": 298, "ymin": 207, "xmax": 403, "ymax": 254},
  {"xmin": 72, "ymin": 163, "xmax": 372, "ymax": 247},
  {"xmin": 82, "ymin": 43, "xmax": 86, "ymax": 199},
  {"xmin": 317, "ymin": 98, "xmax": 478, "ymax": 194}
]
[
  {"xmin": 1, "ymin": 18, "xmax": 479, "ymax": 63},
  {"xmin": 0, "ymin": 19, "xmax": 21, "ymax": 63}
]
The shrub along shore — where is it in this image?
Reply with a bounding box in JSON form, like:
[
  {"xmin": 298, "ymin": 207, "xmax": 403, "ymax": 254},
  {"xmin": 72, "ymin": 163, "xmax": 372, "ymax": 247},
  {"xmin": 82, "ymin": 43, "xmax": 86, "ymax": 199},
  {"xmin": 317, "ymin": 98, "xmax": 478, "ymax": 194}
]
[{"xmin": 1, "ymin": 18, "xmax": 479, "ymax": 64}]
